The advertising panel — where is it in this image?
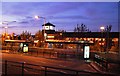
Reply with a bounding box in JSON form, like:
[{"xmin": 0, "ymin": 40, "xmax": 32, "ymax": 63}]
[
  {"xmin": 84, "ymin": 46, "xmax": 90, "ymax": 59},
  {"xmin": 23, "ymin": 44, "xmax": 28, "ymax": 53}
]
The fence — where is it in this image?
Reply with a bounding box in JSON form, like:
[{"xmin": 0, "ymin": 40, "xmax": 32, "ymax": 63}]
[
  {"xmin": 94, "ymin": 54, "xmax": 120, "ymax": 74},
  {"xmin": 2, "ymin": 60, "xmax": 118, "ymax": 76},
  {"xmin": 94, "ymin": 54, "xmax": 108, "ymax": 71},
  {"xmin": 2, "ymin": 46, "xmax": 83, "ymax": 59}
]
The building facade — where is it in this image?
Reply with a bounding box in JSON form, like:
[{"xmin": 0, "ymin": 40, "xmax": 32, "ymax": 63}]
[{"xmin": 42, "ymin": 22, "xmax": 119, "ymax": 53}]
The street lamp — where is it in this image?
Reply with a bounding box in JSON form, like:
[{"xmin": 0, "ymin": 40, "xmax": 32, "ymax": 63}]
[
  {"xmin": 4, "ymin": 26, "xmax": 8, "ymax": 31},
  {"xmin": 1, "ymin": 21, "xmax": 9, "ymax": 34},
  {"xmin": 100, "ymin": 26, "xmax": 105, "ymax": 52},
  {"xmin": 34, "ymin": 15, "xmax": 46, "ymax": 47},
  {"xmin": 0, "ymin": 22, "xmax": 3, "ymax": 25},
  {"xmin": 100, "ymin": 26, "xmax": 105, "ymax": 32},
  {"xmin": 4, "ymin": 26, "xmax": 8, "ymax": 38}
]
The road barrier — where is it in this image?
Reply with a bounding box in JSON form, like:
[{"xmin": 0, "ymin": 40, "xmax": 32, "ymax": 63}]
[
  {"xmin": 2, "ymin": 60, "xmax": 118, "ymax": 76},
  {"xmin": 94, "ymin": 54, "xmax": 120, "ymax": 74},
  {"xmin": 94, "ymin": 54, "xmax": 108, "ymax": 71}
]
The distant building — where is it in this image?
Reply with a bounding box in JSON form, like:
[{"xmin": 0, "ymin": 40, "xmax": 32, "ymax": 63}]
[
  {"xmin": 42, "ymin": 22, "xmax": 119, "ymax": 52},
  {"xmin": 42, "ymin": 22, "xmax": 55, "ymax": 34}
]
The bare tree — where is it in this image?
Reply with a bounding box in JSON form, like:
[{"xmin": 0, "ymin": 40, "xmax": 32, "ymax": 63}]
[
  {"xmin": 74, "ymin": 23, "xmax": 91, "ymax": 32},
  {"xmin": 35, "ymin": 30, "xmax": 44, "ymax": 47},
  {"xmin": 20, "ymin": 31, "xmax": 31, "ymax": 40},
  {"xmin": 105, "ymin": 25, "xmax": 112, "ymax": 52},
  {"xmin": 105, "ymin": 25, "xmax": 112, "ymax": 32}
]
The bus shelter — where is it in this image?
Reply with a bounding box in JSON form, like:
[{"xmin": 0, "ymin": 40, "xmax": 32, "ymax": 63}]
[
  {"xmin": 4, "ymin": 40, "xmax": 31, "ymax": 53},
  {"xmin": 45, "ymin": 40, "xmax": 94, "ymax": 60}
]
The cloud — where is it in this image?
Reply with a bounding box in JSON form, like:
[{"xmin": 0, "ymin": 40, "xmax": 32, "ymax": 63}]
[
  {"xmin": 2, "ymin": 2, "xmax": 85, "ymax": 16},
  {"xmin": 43, "ymin": 2, "xmax": 86, "ymax": 15},
  {"xmin": 26, "ymin": 16, "xmax": 33, "ymax": 19},
  {"xmin": 51, "ymin": 15, "xmax": 89, "ymax": 20},
  {"xmin": 2, "ymin": 2, "xmax": 118, "ymax": 33},
  {"xmin": 18, "ymin": 21, "xmax": 29, "ymax": 24}
]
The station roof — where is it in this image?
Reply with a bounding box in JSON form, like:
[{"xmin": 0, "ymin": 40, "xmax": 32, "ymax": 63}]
[
  {"xmin": 42, "ymin": 22, "xmax": 55, "ymax": 27},
  {"xmin": 4, "ymin": 40, "xmax": 31, "ymax": 43},
  {"xmin": 61, "ymin": 32, "xmax": 119, "ymax": 38},
  {"xmin": 46, "ymin": 39, "xmax": 94, "ymax": 45}
]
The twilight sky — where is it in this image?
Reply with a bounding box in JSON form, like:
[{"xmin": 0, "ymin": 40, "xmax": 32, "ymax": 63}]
[{"xmin": 0, "ymin": 2, "xmax": 119, "ymax": 34}]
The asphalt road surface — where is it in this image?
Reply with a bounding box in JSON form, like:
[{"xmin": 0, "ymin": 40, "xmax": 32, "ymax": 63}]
[{"xmin": 1, "ymin": 52, "xmax": 97, "ymax": 75}]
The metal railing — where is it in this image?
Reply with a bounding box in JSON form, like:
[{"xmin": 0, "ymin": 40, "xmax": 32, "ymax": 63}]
[
  {"xmin": 94, "ymin": 54, "xmax": 108, "ymax": 71},
  {"xmin": 2, "ymin": 60, "xmax": 118, "ymax": 76},
  {"xmin": 94, "ymin": 54, "xmax": 120, "ymax": 74},
  {"xmin": 2, "ymin": 46, "xmax": 80, "ymax": 59}
]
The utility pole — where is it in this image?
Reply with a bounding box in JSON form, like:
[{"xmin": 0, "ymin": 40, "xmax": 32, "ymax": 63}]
[
  {"xmin": 106, "ymin": 25, "xmax": 112, "ymax": 53},
  {"xmin": 118, "ymin": 32, "xmax": 120, "ymax": 59},
  {"xmin": 118, "ymin": 1, "xmax": 120, "ymax": 58}
]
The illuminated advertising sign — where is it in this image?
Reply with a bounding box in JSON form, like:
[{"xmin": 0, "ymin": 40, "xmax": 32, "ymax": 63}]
[
  {"xmin": 84, "ymin": 46, "xmax": 90, "ymax": 59},
  {"xmin": 20, "ymin": 43, "xmax": 23, "ymax": 48},
  {"xmin": 23, "ymin": 44, "xmax": 28, "ymax": 53},
  {"xmin": 23, "ymin": 46, "xmax": 28, "ymax": 53}
]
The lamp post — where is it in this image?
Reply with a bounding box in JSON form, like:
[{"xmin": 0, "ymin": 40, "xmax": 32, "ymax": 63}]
[
  {"xmin": 100, "ymin": 26, "xmax": 105, "ymax": 52},
  {"xmin": 3, "ymin": 22, "xmax": 8, "ymax": 38},
  {"xmin": 100, "ymin": 26, "xmax": 105, "ymax": 31},
  {"xmin": 35, "ymin": 15, "xmax": 46, "ymax": 47},
  {"xmin": 0, "ymin": 22, "xmax": 3, "ymax": 25},
  {"xmin": 1, "ymin": 21, "xmax": 9, "ymax": 36},
  {"xmin": 4, "ymin": 26, "xmax": 8, "ymax": 34}
]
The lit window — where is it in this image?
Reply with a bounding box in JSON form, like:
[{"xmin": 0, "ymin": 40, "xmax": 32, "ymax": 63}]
[
  {"xmin": 45, "ymin": 26, "xmax": 49, "ymax": 30},
  {"xmin": 103, "ymin": 38, "xmax": 105, "ymax": 41},
  {"xmin": 95, "ymin": 38, "xmax": 98, "ymax": 41},
  {"xmin": 99, "ymin": 39, "xmax": 101, "ymax": 41},
  {"xmin": 60, "ymin": 33, "xmax": 62, "ymax": 35},
  {"xmin": 50, "ymin": 26, "xmax": 53, "ymax": 30}
]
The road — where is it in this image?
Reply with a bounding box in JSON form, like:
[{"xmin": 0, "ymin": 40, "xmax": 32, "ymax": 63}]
[{"xmin": 1, "ymin": 52, "xmax": 97, "ymax": 75}]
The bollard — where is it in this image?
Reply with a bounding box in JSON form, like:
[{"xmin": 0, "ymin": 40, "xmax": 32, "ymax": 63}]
[
  {"xmin": 65, "ymin": 52, "xmax": 67, "ymax": 59},
  {"xmin": 5, "ymin": 60, "xmax": 7, "ymax": 76},
  {"xmin": 31, "ymin": 50, "xmax": 32, "ymax": 55},
  {"xmin": 22, "ymin": 62, "xmax": 24, "ymax": 76},
  {"xmin": 37, "ymin": 50, "xmax": 39, "ymax": 56},
  {"xmin": 49, "ymin": 52, "xmax": 51, "ymax": 58},
  {"xmin": 43, "ymin": 51, "xmax": 45, "ymax": 57},
  {"xmin": 57, "ymin": 52, "xmax": 59, "ymax": 58},
  {"xmin": 105, "ymin": 61, "xmax": 108, "ymax": 71},
  {"xmin": 76, "ymin": 71, "xmax": 79, "ymax": 76},
  {"xmin": 44, "ymin": 67, "xmax": 47, "ymax": 76},
  {"xmin": 55, "ymin": 52, "xmax": 57, "ymax": 58}
]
